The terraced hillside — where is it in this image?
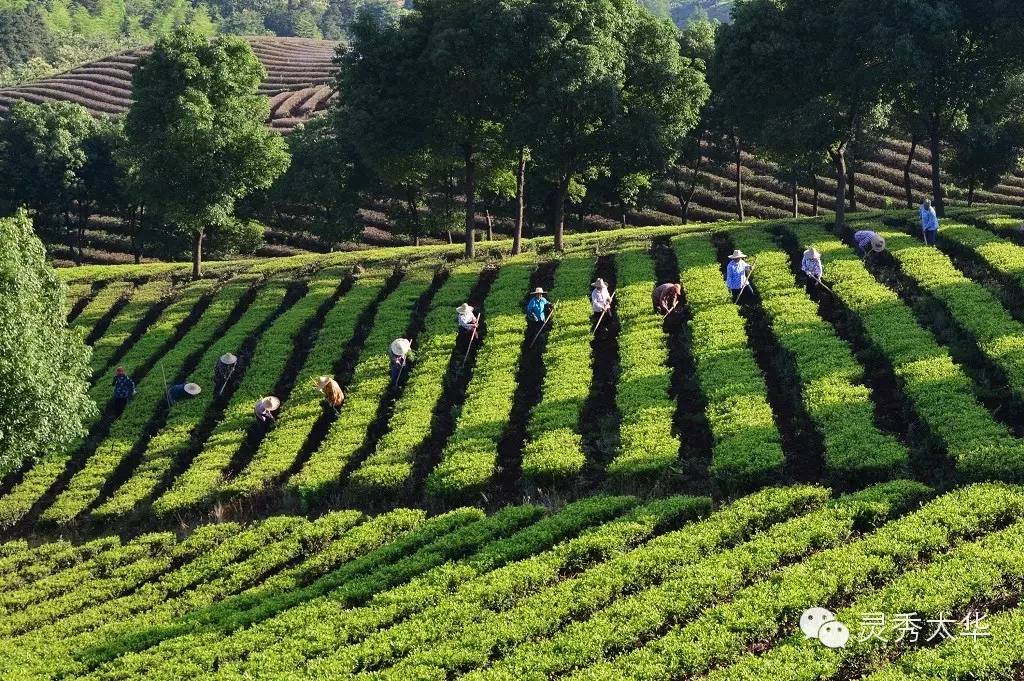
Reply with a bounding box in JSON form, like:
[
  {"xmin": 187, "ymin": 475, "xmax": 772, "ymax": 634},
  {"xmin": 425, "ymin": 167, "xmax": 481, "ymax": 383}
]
[
  {"xmin": 0, "ymin": 37, "xmax": 337, "ymax": 134},
  {"xmin": 7, "ymin": 208, "xmax": 1024, "ymax": 677}
]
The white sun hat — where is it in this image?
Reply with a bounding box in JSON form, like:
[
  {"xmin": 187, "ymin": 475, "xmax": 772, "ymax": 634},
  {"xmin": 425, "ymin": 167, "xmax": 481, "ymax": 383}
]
[
  {"xmin": 183, "ymin": 383, "xmax": 202, "ymax": 396},
  {"xmin": 804, "ymin": 247, "xmax": 821, "ymax": 259},
  {"xmin": 532, "ymin": 287, "xmax": 546, "ymax": 295},
  {"xmin": 592, "ymin": 278, "xmax": 607, "ymax": 288},
  {"xmin": 728, "ymin": 250, "xmax": 748, "ymax": 260},
  {"xmin": 456, "ymin": 303, "xmax": 474, "ymax": 315},
  {"xmin": 390, "ymin": 338, "xmax": 412, "ymax": 356},
  {"xmin": 317, "ymin": 376, "xmax": 333, "ymax": 390},
  {"xmin": 870, "ymin": 235, "xmax": 886, "ymax": 252},
  {"xmin": 259, "ymin": 396, "xmax": 281, "ymax": 411},
  {"xmin": 220, "ymin": 353, "xmax": 237, "ymax": 365}
]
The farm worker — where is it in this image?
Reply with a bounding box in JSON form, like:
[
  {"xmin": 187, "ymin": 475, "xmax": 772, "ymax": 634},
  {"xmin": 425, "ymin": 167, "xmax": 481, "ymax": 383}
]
[
  {"xmin": 526, "ymin": 288, "xmax": 550, "ymax": 323},
  {"xmin": 920, "ymin": 200, "xmax": 939, "ymax": 246},
  {"xmin": 591, "ymin": 278, "xmax": 613, "ymax": 314},
  {"xmin": 456, "ymin": 303, "xmax": 477, "ymax": 339},
  {"xmin": 854, "ymin": 230, "xmax": 886, "ymax": 257},
  {"xmin": 389, "ymin": 338, "xmax": 412, "ymax": 385},
  {"xmin": 725, "ymin": 250, "xmax": 753, "ymax": 303},
  {"xmin": 254, "ymin": 396, "xmax": 280, "ymax": 423},
  {"xmin": 652, "ymin": 282, "xmax": 681, "ymax": 315},
  {"xmin": 317, "ymin": 376, "xmax": 344, "ymax": 409},
  {"xmin": 213, "ymin": 353, "xmax": 237, "ymax": 394},
  {"xmin": 168, "ymin": 382, "xmax": 201, "ymax": 404},
  {"xmin": 112, "ymin": 366, "xmax": 135, "ymax": 415},
  {"xmin": 526, "ymin": 287, "xmax": 551, "ymax": 336},
  {"xmin": 802, "ymin": 247, "xmax": 823, "ymax": 280}
]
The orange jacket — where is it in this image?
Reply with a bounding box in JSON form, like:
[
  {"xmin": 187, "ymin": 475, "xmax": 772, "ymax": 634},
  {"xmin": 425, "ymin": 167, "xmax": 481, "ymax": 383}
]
[{"xmin": 322, "ymin": 379, "xmax": 344, "ymax": 408}]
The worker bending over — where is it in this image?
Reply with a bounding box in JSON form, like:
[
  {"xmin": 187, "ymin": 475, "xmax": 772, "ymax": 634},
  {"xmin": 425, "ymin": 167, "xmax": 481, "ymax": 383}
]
[
  {"xmin": 388, "ymin": 338, "xmax": 412, "ymax": 385},
  {"xmin": 254, "ymin": 396, "xmax": 280, "ymax": 425},
  {"xmin": 168, "ymin": 382, "xmax": 201, "ymax": 404},
  {"xmin": 725, "ymin": 249, "xmax": 752, "ymax": 303},
  {"xmin": 854, "ymin": 230, "xmax": 886, "ymax": 258},
  {"xmin": 317, "ymin": 375, "xmax": 344, "ymax": 410},
  {"xmin": 213, "ymin": 353, "xmax": 237, "ymax": 394},
  {"xmin": 652, "ymin": 282, "xmax": 681, "ymax": 316},
  {"xmin": 456, "ymin": 303, "xmax": 477, "ymax": 339}
]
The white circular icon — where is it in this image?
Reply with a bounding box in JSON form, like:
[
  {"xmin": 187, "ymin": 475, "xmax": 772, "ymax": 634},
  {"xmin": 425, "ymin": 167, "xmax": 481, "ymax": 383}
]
[
  {"xmin": 800, "ymin": 607, "xmax": 836, "ymax": 638},
  {"xmin": 817, "ymin": 620, "xmax": 850, "ymax": 649}
]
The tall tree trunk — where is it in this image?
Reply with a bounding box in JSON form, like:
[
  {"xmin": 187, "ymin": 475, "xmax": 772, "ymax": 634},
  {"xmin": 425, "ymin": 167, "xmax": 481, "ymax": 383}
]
[
  {"xmin": 484, "ymin": 209, "xmax": 493, "ymax": 241},
  {"xmin": 553, "ymin": 173, "xmax": 570, "ymax": 252},
  {"xmin": 192, "ymin": 229, "xmax": 204, "ymax": 280},
  {"xmin": 904, "ymin": 136, "xmax": 919, "ymax": 209},
  {"xmin": 929, "ymin": 126, "xmax": 945, "ymax": 217},
  {"xmin": 967, "ymin": 182, "xmax": 976, "ymax": 207},
  {"xmin": 77, "ymin": 207, "xmax": 89, "ymax": 266},
  {"xmin": 733, "ymin": 135, "xmax": 745, "ymax": 221},
  {"xmin": 463, "ymin": 144, "xmax": 476, "ymax": 258},
  {"xmin": 619, "ymin": 201, "xmax": 627, "ymax": 228},
  {"xmin": 405, "ymin": 188, "xmax": 421, "ymax": 247},
  {"xmin": 512, "ymin": 147, "xmax": 526, "ymax": 255},
  {"xmin": 790, "ymin": 169, "xmax": 799, "ymax": 217},
  {"xmin": 831, "ymin": 146, "xmax": 847, "ymax": 227},
  {"xmin": 811, "ymin": 171, "xmax": 819, "ymax": 216},
  {"xmin": 847, "ymin": 159, "xmax": 857, "ymax": 212}
]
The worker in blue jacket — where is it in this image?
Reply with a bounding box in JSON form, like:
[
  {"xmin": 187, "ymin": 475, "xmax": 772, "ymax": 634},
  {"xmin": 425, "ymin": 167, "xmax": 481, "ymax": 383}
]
[
  {"xmin": 920, "ymin": 199, "xmax": 939, "ymax": 246},
  {"xmin": 526, "ymin": 287, "xmax": 551, "ymax": 333}
]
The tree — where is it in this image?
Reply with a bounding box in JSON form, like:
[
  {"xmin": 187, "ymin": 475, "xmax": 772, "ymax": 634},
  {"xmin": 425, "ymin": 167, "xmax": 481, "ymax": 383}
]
[
  {"xmin": 0, "ymin": 101, "xmax": 97, "ymax": 246},
  {"xmin": 527, "ymin": 0, "xmax": 707, "ymax": 248},
  {"xmin": 714, "ymin": 0, "xmax": 890, "ymax": 227},
  {"xmin": 268, "ymin": 116, "xmax": 365, "ymax": 245},
  {"xmin": 0, "ymin": 210, "xmax": 95, "ymax": 476},
  {"xmin": 123, "ymin": 27, "xmax": 290, "ymax": 279},
  {"xmin": 866, "ymin": 0, "xmax": 1024, "ymax": 216}
]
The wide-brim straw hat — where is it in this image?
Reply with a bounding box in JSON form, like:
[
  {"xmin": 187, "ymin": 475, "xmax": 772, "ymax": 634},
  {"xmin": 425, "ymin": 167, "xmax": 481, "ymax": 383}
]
[
  {"xmin": 317, "ymin": 376, "xmax": 333, "ymax": 390},
  {"xmin": 804, "ymin": 248, "xmax": 821, "ymax": 259},
  {"xmin": 728, "ymin": 250, "xmax": 748, "ymax": 260},
  {"xmin": 260, "ymin": 396, "xmax": 281, "ymax": 411},
  {"xmin": 870, "ymin": 235, "xmax": 886, "ymax": 252},
  {"xmin": 390, "ymin": 338, "xmax": 412, "ymax": 356},
  {"xmin": 220, "ymin": 353, "xmax": 237, "ymax": 366},
  {"xmin": 592, "ymin": 278, "xmax": 607, "ymax": 289},
  {"xmin": 184, "ymin": 383, "xmax": 202, "ymax": 396},
  {"xmin": 456, "ymin": 303, "xmax": 473, "ymax": 315},
  {"xmin": 531, "ymin": 287, "xmax": 546, "ymax": 295}
]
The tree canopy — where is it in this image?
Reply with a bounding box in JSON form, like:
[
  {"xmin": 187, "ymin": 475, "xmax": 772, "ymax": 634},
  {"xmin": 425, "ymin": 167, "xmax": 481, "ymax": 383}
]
[
  {"xmin": 123, "ymin": 26, "xmax": 290, "ymax": 278},
  {"xmin": 0, "ymin": 210, "xmax": 95, "ymax": 476}
]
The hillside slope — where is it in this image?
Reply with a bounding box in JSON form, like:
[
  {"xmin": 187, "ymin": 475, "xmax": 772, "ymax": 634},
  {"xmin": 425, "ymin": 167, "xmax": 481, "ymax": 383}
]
[{"xmin": 0, "ymin": 36, "xmax": 337, "ymax": 133}]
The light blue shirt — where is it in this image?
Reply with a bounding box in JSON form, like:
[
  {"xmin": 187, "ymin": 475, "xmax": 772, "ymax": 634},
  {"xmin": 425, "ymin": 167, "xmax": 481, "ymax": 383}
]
[
  {"xmin": 854, "ymin": 230, "xmax": 877, "ymax": 250},
  {"xmin": 802, "ymin": 255, "xmax": 822, "ymax": 278},
  {"xmin": 526, "ymin": 296, "xmax": 550, "ymax": 322},
  {"xmin": 725, "ymin": 260, "xmax": 750, "ymax": 290},
  {"xmin": 920, "ymin": 205, "xmax": 939, "ymax": 232}
]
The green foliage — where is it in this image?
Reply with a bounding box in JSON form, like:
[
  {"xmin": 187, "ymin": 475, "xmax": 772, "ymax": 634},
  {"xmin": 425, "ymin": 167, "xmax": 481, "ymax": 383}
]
[
  {"xmin": 731, "ymin": 228, "xmax": 908, "ymax": 487},
  {"xmin": 223, "ymin": 273, "xmax": 386, "ymax": 499},
  {"xmin": 521, "ymin": 256, "xmax": 594, "ymax": 487},
  {"xmin": 0, "ymin": 210, "xmax": 95, "ymax": 477},
  {"xmin": 787, "ymin": 221, "xmax": 1024, "ymax": 483},
  {"xmin": 123, "ymin": 26, "xmax": 289, "ymax": 276},
  {"xmin": 424, "ymin": 259, "xmax": 535, "ymax": 505},
  {"xmin": 675, "ymin": 232, "xmax": 785, "ymax": 492},
  {"xmin": 288, "ymin": 268, "xmax": 437, "ymax": 500},
  {"xmin": 605, "ymin": 250, "xmax": 680, "ymax": 484},
  {"xmin": 571, "ymin": 483, "xmax": 1024, "ymax": 681},
  {"xmin": 346, "ymin": 266, "xmax": 482, "ymax": 503},
  {"xmin": 151, "ymin": 271, "xmax": 346, "ymax": 517}
]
